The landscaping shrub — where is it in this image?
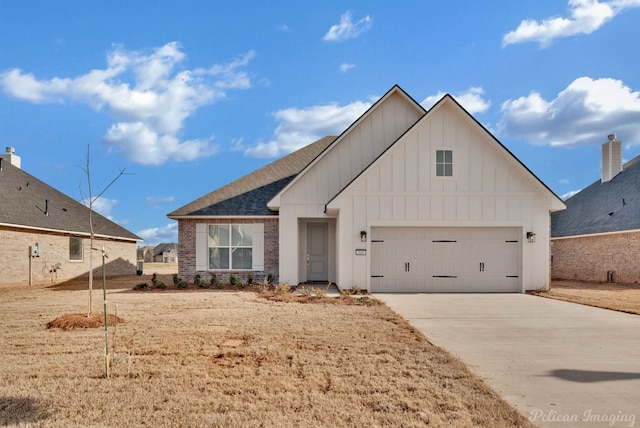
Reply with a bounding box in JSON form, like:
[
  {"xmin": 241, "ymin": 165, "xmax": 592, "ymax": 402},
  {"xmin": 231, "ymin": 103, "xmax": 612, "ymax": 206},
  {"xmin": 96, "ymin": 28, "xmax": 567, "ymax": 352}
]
[{"xmin": 151, "ymin": 273, "xmax": 166, "ymax": 289}]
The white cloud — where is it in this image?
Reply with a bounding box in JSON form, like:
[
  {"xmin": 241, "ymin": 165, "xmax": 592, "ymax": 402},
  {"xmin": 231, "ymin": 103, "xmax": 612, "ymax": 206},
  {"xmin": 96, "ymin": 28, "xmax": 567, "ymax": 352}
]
[
  {"xmin": 323, "ymin": 12, "xmax": 372, "ymax": 42},
  {"xmin": 339, "ymin": 63, "xmax": 356, "ymax": 73},
  {"xmin": 558, "ymin": 178, "xmax": 570, "ymax": 184},
  {"xmin": 561, "ymin": 189, "xmax": 582, "ymax": 200},
  {"xmin": 0, "ymin": 42, "xmax": 254, "ymax": 165},
  {"xmin": 137, "ymin": 222, "xmax": 178, "ymax": 246},
  {"xmin": 86, "ymin": 197, "xmax": 118, "ymax": 219},
  {"xmin": 421, "ymin": 87, "xmax": 491, "ymax": 115},
  {"xmin": 244, "ymin": 99, "xmax": 372, "ymax": 158},
  {"xmin": 146, "ymin": 195, "xmax": 175, "ymax": 209},
  {"xmin": 503, "ymin": 0, "xmax": 640, "ymax": 47},
  {"xmin": 499, "ymin": 76, "xmax": 640, "ymax": 146}
]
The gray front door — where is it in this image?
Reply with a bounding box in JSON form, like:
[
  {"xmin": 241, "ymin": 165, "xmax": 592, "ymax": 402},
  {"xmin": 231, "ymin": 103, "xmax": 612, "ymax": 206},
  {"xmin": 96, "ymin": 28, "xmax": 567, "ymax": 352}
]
[{"xmin": 306, "ymin": 222, "xmax": 328, "ymax": 282}]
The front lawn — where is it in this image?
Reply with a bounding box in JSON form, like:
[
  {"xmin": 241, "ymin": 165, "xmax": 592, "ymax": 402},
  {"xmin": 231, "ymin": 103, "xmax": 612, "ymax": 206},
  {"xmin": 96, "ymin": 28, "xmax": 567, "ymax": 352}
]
[
  {"xmin": 0, "ymin": 275, "xmax": 532, "ymax": 427},
  {"xmin": 534, "ymin": 280, "xmax": 640, "ymax": 315}
]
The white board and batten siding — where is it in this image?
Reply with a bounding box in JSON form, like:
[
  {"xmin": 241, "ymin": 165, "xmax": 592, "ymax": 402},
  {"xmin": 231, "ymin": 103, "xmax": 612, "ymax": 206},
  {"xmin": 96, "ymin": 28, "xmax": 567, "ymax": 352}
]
[
  {"xmin": 328, "ymin": 100, "xmax": 562, "ymax": 292},
  {"xmin": 274, "ymin": 90, "xmax": 424, "ymax": 284},
  {"xmin": 195, "ymin": 223, "xmax": 264, "ymax": 271}
]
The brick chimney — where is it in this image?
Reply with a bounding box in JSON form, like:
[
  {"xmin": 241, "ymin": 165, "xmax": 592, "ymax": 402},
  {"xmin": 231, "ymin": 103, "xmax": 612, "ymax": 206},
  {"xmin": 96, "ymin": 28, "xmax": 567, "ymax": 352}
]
[
  {"xmin": 0, "ymin": 147, "xmax": 21, "ymax": 169},
  {"xmin": 602, "ymin": 134, "xmax": 622, "ymax": 183}
]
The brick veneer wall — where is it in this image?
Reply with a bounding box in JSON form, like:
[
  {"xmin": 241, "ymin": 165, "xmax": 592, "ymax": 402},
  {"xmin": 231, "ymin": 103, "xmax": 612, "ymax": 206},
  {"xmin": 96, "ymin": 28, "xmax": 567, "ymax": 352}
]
[
  {"xmin": 177, "ymin": 217, "xmax": 279, "ymax": 283},
  {"xmin": 551, "ymin": 231, "xmax": 640, "ymax": 283},
  {"xmin": 0, "ymin": 226, "xmax": 137, "ymax": 285}
]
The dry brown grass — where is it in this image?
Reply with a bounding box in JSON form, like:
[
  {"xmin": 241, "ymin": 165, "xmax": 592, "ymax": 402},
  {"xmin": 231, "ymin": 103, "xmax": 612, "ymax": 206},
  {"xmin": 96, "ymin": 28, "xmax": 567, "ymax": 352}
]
[
  {"xmin": 0, "ymin": 275, "xmax": 533, "ymax": 427},
  {"xmin": 533, "ymin": 280, "xmax": 640, "ymax": 315}
]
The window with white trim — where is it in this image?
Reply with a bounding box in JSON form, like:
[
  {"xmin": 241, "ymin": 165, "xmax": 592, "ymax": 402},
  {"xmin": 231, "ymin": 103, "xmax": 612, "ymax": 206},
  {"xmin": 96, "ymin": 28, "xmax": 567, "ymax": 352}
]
[
  {"xmin": 208, "ymin": 224, "xmax": 253, "ymax": 270},
  {"xmin": 69, "ymin": 236, "xmax": 83, "ymax": 261},
  {"xmin": 436, "ymin": 149, "xmax": 453, "ymax": 177}
]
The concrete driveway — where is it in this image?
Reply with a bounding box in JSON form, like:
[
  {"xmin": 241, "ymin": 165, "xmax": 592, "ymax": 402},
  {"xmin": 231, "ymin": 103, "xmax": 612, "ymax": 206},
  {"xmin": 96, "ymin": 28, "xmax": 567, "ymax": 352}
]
[{"xmin": 375, "ymin": 293, "xmax": 640, "ymax": 427}]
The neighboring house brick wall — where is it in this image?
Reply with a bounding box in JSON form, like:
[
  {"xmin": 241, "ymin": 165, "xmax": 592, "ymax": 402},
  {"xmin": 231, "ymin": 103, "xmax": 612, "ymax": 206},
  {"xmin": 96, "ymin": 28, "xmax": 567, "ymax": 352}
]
[
  {"xmin": 178, "ymin": 217, "xmax": 279, "ymax": 283},
  {"xmin": 1, "ymin": 226, "xmax": 137, "ymax": 285},
  {"xmin": 552, "ymin": 231, "xmax": 640, "ymax": 284}
]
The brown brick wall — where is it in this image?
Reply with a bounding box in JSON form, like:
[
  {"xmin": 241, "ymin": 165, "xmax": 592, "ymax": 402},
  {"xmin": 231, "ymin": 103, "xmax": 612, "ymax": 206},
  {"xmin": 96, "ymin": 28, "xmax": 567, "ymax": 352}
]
[
  {"xmin": 177, "ymin": 217, "xmax": 279, "ymax": 283},
  {"xmin": 0, "ymin": 226, "xmax": 137, "ymax": 286},
  {"xmin": 552, "ymin": 231, "xmax": 640, "ymax": 283}
]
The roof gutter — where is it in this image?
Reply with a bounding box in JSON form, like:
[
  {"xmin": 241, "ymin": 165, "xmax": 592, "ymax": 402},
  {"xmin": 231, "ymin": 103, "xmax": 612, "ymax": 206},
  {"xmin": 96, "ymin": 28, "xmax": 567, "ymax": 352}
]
[
  {"xmin": 0, "ymin": 222, "xmax": 141, "ymax": 242},
  {"xmin": 551, "ymin": 228, "xmax": 640, "ymax": 240}
]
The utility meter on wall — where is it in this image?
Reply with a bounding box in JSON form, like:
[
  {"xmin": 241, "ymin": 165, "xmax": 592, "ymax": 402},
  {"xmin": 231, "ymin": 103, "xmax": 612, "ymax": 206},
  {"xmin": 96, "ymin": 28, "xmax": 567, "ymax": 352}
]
[{"xmin": 30, "ymin": 243, "xmax": 41, "ymax": 257}]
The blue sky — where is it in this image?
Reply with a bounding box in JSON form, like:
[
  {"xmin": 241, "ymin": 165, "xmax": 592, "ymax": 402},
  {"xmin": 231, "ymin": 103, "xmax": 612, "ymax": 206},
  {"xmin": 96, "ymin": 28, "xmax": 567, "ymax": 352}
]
[{"xmin": 2, "ymin": 1, "xmax": 640, "ymax": 246}]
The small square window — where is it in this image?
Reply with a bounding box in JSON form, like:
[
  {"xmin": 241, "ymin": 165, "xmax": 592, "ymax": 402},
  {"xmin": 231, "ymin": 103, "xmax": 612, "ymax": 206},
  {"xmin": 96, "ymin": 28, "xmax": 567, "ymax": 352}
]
[{"xmin": 436, "ymin": 150, "xmax": 453, "ymax": 177}]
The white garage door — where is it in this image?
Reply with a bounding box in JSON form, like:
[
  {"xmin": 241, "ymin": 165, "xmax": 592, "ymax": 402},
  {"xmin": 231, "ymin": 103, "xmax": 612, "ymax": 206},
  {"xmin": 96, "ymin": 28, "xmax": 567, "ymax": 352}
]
[{"xmin": 371, "ymin": 227, "xmax": 521, "ymax": 293}]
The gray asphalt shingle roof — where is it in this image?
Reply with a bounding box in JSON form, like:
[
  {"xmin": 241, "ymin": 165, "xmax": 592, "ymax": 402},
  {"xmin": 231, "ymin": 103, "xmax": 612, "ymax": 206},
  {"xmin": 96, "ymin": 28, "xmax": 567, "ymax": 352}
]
[
  {"xmin": 551, "ymin": 156, "xmax": 640, "ymax": 237},
  {"xmin": 0, "ymin": 160, "xmax": 140, "ymax": 241},
  {"xmin": 168, "ymin": 136, "xmax": 336, "ymax": 217}
]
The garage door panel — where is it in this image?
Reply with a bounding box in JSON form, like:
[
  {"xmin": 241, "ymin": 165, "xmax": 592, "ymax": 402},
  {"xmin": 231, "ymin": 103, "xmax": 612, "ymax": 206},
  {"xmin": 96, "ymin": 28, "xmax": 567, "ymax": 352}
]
[{"xmin": 371, "ymin": 227, "xmax": 521, "ymax": 293}]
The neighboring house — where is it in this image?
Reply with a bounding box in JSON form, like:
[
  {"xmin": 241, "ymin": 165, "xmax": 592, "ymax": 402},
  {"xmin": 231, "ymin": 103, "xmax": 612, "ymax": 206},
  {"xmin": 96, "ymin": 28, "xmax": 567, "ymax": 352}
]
[
  {"xmin": 0, "ymin": 147, "xmax": 141, "ymax": 286},
  {"xmin": 551, "ymin": 135, "xmax": 640, "ymax": 283},
  {"xmin": 152, "ymin": 243, "xmax": 178, "ymax": 263},
  {"xmin": 137, "ymin": 245, "xmax": 154, "ymax": 262},
  {"xmin": 168, "ymin": 85, "xmax": 565, "ymax": 293}
]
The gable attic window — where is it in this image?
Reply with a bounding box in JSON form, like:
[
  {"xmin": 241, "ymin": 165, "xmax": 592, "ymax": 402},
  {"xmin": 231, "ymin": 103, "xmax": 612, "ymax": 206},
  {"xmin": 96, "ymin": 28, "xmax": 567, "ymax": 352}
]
[
  {"xmin": 69, "ymin": 236, "xmax": 83, "ymax": 261},
  {"xmin": 436, "ymin": 149, "xmax": 453, "ymax": 177}
]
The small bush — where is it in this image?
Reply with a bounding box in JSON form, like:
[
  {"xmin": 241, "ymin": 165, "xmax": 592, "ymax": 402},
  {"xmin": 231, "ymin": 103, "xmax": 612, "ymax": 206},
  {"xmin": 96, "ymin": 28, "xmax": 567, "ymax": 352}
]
[
  {"xmin": 266, "ymin": 273, "xmax": 275, "ymax": 285},
  {"xmin": 312, "ymin": 286, "xmax": 328, "ymax": 298},
  {"xmin": 298, "ymin": 285, "xmax": 312, "ymax": 297},
  {"xmin": 274, "ymin": 283, "xmax": 291, "ymax": 295},
  {"xmin": 259, "ymin": 277, "xmax": 271, "ymax": 292},
  {"xmin": 176, "ymin": 279, "xmax": 189, "ymax": 289},
  {"xmin": 229, "ymin": 273, "xmax": 239, "ymax": 286},
  {"xmin": 172, "ymin": 274, "xmax": 180, "ymax": 285},
  {"xmin": 154, "ymin": 280, "xmax": 167, "ymax": 289},
  {"xmin": 207, "ymin": 273, "xmax": 224, "ymax": 289},
  {"xmin": 247, "ymin": 273, "xmax": 253, "ymax": 285},
  {"xmin": 134, "ymin": 282, "xmax": 148, "ymax": 290},
  {"xmin": 151, "ymin": 273, "xmax": 160, "ymax": 287}
]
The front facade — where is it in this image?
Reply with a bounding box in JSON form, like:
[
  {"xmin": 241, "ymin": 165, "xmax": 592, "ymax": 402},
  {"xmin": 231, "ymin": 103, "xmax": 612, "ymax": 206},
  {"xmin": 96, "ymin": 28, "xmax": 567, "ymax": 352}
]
[
  {"xmin": 0, "ymin": 148, "xmax": 141, "ymax": 285},
  {"xmin": 552, "ymin": 136, "xmax": 640, "ymax": 283},
  {"xmin": 170, "ymin": 85, "xmax": 564, "ymax": 292}
]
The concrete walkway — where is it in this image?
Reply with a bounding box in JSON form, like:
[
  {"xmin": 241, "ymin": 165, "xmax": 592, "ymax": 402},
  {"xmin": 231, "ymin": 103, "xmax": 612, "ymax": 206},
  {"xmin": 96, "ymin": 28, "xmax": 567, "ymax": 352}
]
[{"xmin": 374, "ymin": 293, "xmax": 640, "ymax": 427}]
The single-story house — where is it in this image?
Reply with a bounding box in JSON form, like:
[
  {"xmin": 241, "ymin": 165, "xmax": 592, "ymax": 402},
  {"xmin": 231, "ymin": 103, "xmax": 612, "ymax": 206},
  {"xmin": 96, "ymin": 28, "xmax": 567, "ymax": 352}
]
[
  {"xmin": 152, "ymin": 243, "xmax": 178, "ymax": 263},
  {"xmin": 168, "ymin": 85, "xmax": 565, "ymax": 292},
  {"xmin": 0, "ymin": 147, "xmax": 141, "ymax": 285},
  {"xmin": 137, "ymin": 245, "xmax": 154, "ymax": 262},
  {"xmin": 551, "ymin": 135, "xmax": 640, "ymax": 283}
]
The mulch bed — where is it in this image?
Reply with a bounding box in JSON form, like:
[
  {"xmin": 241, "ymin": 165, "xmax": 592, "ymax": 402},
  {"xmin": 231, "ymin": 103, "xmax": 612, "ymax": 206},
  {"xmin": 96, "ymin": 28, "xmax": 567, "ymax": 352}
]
[{"xmin": 47, "ymin": 313, "xmax": 124, "ymax": 330}]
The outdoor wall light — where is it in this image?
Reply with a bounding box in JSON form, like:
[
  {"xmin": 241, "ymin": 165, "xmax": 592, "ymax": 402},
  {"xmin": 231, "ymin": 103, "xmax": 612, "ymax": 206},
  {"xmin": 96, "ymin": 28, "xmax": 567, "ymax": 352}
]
[
  {"xmin": 360, "ymin": 231, "xmax": 367, "ymax": 242},
  {"xmin": 526, "ymin": 232, "xmax": 536, "ymax": 243}
]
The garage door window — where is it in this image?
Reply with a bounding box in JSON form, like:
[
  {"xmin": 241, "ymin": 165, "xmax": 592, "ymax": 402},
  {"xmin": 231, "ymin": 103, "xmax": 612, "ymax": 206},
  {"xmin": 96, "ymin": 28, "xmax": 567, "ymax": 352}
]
[{"xmin": 436, "ymin": 150, "xmax": 453, "ymax": 177}]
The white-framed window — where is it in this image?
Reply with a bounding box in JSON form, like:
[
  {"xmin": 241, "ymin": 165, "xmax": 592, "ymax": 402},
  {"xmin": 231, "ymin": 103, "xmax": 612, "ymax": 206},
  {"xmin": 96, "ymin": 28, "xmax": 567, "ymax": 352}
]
[
  {"xmin": 435, "ymin": 149, "xmax": 453, "ymax": 177},
  {"xmin": 196, "ymin": 223, "xmax": 264, "ymax": 271},
  {"xmin": 69, "ymin": 236, "xmax": 83, "ymax": 261},
  {"xmin": 208, "ymin": 224, "xmax": 253, "ymax": 270}
]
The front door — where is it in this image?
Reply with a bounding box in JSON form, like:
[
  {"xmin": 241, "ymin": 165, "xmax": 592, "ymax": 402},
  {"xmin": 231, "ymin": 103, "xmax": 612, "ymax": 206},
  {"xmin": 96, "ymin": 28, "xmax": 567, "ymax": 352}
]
[{"xmin": 306, "ymin": 222, "xmax": 328, "ymax": 282}]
